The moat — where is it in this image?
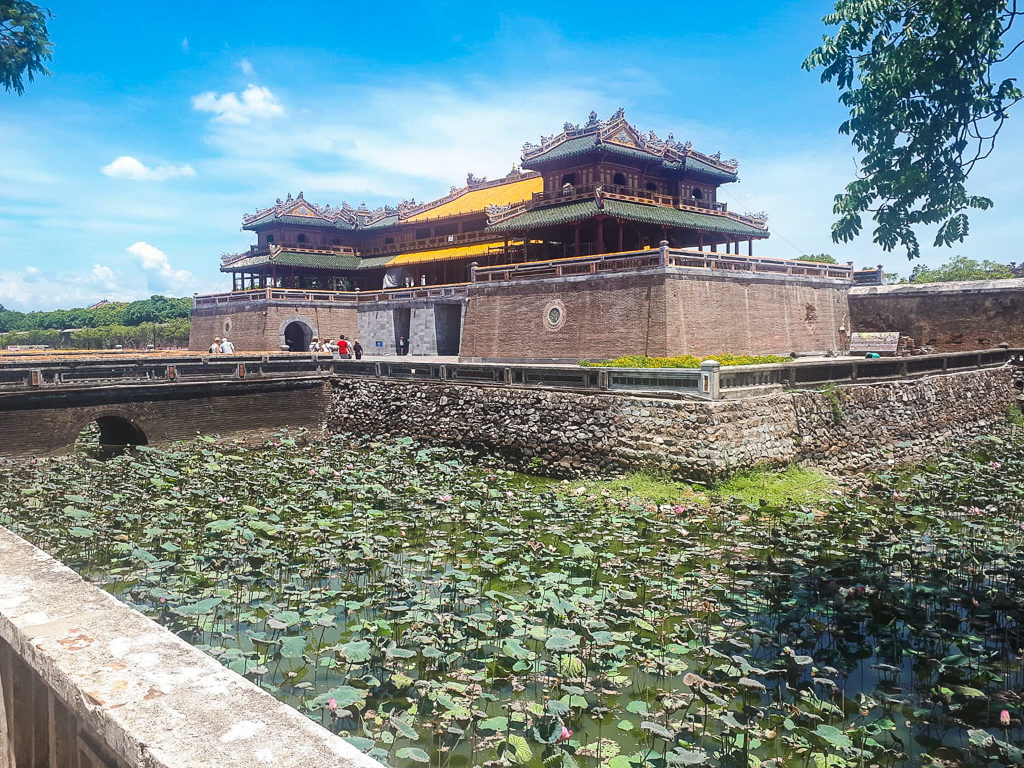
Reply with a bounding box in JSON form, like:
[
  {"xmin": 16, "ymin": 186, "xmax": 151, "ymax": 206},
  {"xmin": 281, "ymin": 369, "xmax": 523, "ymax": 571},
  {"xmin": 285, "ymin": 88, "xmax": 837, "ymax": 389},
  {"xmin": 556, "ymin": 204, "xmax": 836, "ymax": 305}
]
[{"xmin": 2, "ymin": 431, "xmax": 1021, "ymax": 767}]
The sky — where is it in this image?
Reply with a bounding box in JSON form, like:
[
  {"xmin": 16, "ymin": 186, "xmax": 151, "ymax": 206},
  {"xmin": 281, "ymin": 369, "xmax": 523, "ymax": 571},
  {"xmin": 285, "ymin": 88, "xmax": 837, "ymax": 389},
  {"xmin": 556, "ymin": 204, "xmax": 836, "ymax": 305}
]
[{"xmin": 2, "ymin": 1, "xmax": 1022, "ymax": 311}]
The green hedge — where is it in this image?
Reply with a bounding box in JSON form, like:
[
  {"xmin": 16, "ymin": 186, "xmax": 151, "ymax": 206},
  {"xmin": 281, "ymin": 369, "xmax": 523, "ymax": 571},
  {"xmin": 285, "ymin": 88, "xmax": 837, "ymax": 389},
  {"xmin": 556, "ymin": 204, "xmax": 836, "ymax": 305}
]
[
  {"xmin": 0, "ymin": 317, "xmax": 190, "ymax": 350},
  {"xmin": 579, "ymin": 354, "xmax": 791, "ymax": 368}
]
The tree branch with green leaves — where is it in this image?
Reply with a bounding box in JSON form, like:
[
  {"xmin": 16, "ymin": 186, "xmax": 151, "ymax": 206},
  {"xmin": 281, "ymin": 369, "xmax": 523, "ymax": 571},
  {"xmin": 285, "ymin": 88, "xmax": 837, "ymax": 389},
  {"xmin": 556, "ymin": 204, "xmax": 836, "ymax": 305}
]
[
  {"xmin": 804, "ymin": 0, "xmax": 1023, "ymax": 259},
  {"xmin": 1, "ymin": 1, "xmax": 52, "ymax": 96}
]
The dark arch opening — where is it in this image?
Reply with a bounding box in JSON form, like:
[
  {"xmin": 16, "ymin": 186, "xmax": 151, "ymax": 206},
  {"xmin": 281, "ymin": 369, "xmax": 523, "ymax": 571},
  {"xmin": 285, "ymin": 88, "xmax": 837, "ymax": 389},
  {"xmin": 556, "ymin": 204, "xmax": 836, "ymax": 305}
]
[
  {"xmin": 691, "ymin": 187, "xmax": 703, "ymax": 200},
  {"xmin": 76, "ymin": 415, "xmax": 148, "ymax": 458},
  {"xmin": 284, "ymin": 321, "xmax": 313, "ymax": 352},
  {"xmin": 96, "ymin": 416, "xmax": 148, "ymax": 448},
  {"xmin": 612, "ymin": 172, "xmax": 627, "ymax": 186}
]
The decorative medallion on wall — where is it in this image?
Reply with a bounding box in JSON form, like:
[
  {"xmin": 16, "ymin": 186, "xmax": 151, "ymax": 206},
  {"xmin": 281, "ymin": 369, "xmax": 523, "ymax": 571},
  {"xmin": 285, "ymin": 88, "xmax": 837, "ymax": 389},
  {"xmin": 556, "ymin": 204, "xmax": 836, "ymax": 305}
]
[
  {"xmin": 544, "ymin": 300, "xmax": 566, "ymax": 331},
  {"xmin": 223, "ymin": 320, "xmax": 232, "ymax": 334}
]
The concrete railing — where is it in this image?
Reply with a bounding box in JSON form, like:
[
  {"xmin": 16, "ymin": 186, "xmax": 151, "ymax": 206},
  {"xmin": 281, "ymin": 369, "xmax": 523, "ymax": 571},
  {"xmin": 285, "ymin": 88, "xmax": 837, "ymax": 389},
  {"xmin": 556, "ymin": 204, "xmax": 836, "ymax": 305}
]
[
  {"xmin": 0, "ymin": 349, "xmax": 1018, "ymax": 401},
  {"xmin": 470, "ymin": 248, "xmax": 855, "ymax": 284},
  {"xmin": 192, "ymin": 284, "xmax": 469, "ymax": 308},
  {"xmin": 0, "ymin": 526, "xmax": 381, "ymax": 768}
]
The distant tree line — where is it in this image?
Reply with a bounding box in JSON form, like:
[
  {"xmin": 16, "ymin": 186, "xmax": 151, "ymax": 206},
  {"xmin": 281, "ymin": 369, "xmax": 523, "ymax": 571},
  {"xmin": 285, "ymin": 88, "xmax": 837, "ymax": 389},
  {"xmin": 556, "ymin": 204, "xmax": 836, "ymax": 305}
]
[
  {"xmin": 0, "ymin": 295, "xmax": 191, "ymax": 333},
  {"xmin": 802, "ymin": 254, "xmax": 1023, "ymax": 284}
]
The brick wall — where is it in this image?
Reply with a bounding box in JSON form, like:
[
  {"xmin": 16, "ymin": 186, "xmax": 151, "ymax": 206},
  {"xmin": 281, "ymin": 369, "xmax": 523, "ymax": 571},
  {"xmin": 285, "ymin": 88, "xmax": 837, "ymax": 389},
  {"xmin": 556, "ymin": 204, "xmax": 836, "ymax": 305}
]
[
  {"xmin": 189, "ymin": 302, "xmax": 359, "ymax": 352},
  {"xmin": 849, "ymin": 279, "xmax": 1024, "ymax": 351},
  {"xmin": 459, "ymin": 268, "xmax": 850, "ymax": 361},
  {"xmin": 1, "ymin": 380, "xmax": 330, "ymax": 458},
  {"xmin": 460, "ymin": 270, "xmax": 668, "ymax": 361},
  {"xmin": 663, "ymin": 272, "xmax": 848, "ymax": 356}
]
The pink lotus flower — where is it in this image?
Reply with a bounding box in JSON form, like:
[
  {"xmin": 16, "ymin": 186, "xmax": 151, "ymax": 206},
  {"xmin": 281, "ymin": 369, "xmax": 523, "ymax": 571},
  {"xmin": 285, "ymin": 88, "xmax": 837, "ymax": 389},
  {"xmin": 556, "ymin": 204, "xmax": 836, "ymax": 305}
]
[
  {"xmin": 1000, "ymin": 709, "xmax": 1011, "ymax": 727},
  {"xmin": 990, "ymin": 461, "xmax": 1002, "ymax": 469},
  {"xmin": 328, "ymin": 698, "xmax": 338, "ymax": 714},
  {"xmin": 559, "ymin": 725, "xmax": 572, "ymax": 742}
]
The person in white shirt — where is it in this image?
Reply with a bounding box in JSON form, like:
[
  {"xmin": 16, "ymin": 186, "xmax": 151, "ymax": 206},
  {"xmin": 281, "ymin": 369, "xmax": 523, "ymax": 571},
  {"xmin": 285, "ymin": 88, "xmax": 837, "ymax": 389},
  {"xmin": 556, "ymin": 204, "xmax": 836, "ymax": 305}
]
[
  {"xmin": 208, "ymin": 337, "xmax": 221, "ymax": 354},
  {"xmin": 219, "ymin": 337, "xmax": 235, "ymax": 354}
]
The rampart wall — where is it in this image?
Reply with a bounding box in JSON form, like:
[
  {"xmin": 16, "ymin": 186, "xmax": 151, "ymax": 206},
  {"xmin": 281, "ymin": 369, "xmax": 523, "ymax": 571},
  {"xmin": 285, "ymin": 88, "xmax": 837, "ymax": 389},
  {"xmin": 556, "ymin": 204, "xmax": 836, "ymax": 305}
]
[
  {"xmin": 189, "ymin": 301, "xmax": 358, "ymax": 352},
  {"xmin": 849, "ymin": 278, "xmax": 1024, "ymax": 351},
  {"xmin": 460, "ymin": 268, "xmax": 850, "ymax": 361},
  {"xmin": 327, "ymin": 367, "xmax": 1016, "ymax": 477}
]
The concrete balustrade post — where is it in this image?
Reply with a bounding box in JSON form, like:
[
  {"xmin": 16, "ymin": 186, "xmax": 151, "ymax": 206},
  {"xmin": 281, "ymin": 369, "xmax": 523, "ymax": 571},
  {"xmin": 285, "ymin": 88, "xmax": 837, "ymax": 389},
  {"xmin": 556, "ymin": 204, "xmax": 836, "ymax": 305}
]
[
  {"xmin": 700, "ymin": 359, "xmax": 721, "ymax": 400},
  {"xmin": 659, "ymin": 240, "xmax": 669, "ymax": 266},
  {"xmin": 470, "ymin": 262, "xmax": 478, "ymax": 283}
]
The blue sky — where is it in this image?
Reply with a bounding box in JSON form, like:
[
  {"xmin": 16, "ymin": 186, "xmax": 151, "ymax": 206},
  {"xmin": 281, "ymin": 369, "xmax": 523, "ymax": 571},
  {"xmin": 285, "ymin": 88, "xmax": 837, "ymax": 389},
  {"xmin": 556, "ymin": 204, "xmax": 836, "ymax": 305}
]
[{"xmin": 2, "ymin": 1, "xmax": 1022, "ymax": 310}]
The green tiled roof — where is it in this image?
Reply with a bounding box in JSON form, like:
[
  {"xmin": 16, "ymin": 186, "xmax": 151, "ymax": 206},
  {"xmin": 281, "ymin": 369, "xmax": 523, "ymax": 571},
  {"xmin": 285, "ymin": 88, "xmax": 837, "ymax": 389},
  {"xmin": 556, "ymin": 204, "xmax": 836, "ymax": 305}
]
[
  {"xmin": 522, "ymin": 136, "xmax": 737, "ymax": 182},
  {"xmin": 221, "ymin": 250, "xmax": 393, "ymax": 272},
  {"xmin": 486, "ymin": 199, "xmax": 768, "ymax": 238},
  {"xmin": 242, "ymin": 214, "xmax": 356, "ymax": 231}
]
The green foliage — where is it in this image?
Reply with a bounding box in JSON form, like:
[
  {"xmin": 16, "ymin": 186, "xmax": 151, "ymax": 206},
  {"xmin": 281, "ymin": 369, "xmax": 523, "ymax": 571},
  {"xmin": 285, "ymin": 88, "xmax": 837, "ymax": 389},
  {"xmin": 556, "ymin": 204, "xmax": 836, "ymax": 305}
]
[
  {"xmin": 580, "ymin": 353, "xmax": 790, "ymax": 368},
  {"xmin": 3, "ymin": 433, "xmax": 1024, "ymax": 767},
  {"xmin": 713, "ymin": 465, "xmax": 836, "ymax": 507},
  {"xmin": 799, "ymin": 253, "xmax": 838, "ymax": 264},
  {"xmin": 820, "ymin": 383, "xmax": 844, "ymax": 424},
  {"xmin": 909, "ymin": 255, "xmax": 1016, "ymax": 283},
  {"xmin": 804, "ymin": 0, "xmax": 1023, "ymax": 259},
  {"xmin": 1008, "ymin": 405, "xmax": 1024, "ymax": 427},
  {"xmin": 0, "ymin": 296, "xmax": 191, "ymax": 334},
  {"xmin": 0, "ymin": 1, "xmax": 51, "ymax": 95},
  {"xmin": 0, "ymin": 318, "xmax": 190, "ymax": 349}
]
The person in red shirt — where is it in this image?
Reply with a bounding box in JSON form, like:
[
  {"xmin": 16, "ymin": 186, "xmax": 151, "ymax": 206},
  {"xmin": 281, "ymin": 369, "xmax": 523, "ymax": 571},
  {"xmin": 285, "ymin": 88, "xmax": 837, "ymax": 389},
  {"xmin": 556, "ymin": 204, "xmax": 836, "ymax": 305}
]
[{"xmin": 337, "ymin": 336, "xmax": 351, "ymax": 359}]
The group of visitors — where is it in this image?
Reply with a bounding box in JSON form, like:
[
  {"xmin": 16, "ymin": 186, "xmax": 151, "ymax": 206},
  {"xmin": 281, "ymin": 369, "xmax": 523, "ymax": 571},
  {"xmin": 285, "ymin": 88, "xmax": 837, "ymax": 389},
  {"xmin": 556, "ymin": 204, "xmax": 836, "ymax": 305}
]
[
  {"xmin": 310, "ymin": 335, "xmax": 363, "ymax": 359},
  {"xmin": 207, "ymin": 336, "xmax": 235, "ymax": 354}
]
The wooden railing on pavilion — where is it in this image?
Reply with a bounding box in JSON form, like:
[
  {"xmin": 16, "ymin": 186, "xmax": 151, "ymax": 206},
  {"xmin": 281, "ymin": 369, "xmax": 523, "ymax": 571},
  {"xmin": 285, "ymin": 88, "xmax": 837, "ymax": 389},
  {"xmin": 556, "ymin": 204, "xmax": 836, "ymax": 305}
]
[
  {"xmin": 470, "ymin": 247, "xmax": 854, "ymax": 283},
  {"xmin": 486, "ymin": 183, "xmax": 767, "ymax": 231}
]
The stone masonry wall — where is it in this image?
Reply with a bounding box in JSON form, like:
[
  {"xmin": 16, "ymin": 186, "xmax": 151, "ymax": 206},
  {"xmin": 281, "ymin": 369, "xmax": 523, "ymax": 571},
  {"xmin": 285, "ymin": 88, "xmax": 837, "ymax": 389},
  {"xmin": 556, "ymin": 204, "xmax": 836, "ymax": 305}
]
[
  {"xmin": 327, "ymin": 367, "xmax": 1017, "ymax": 478},
  {"xmin": 849, "ymin": 279, "xmax": 1024, "ymax": 351}
]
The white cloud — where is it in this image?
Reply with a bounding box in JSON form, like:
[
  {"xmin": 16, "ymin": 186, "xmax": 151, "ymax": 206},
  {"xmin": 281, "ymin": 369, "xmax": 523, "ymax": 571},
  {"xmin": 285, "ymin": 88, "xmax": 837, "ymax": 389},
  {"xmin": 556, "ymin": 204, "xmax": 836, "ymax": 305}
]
[
  {"xmin": 238, "ymin": 58, "xmax": 255, "ymax": 77},
  {"xmin": 91, "ymin": 263, "xmax": 117, "ymax": 290},
  {"xmin": 182, "ymin": 37, "xmax": 189, "ymax": 53},
  {"xmin": 101, "ymin": 155, "xmax": 196, "ymax": 181},
  {"xmin": 192, "ymin": 84, "xmax": 284, "ymax": 125},
  {"xmin": 128, "ymin": 241, "xmax": 196, "ymax": 294}
]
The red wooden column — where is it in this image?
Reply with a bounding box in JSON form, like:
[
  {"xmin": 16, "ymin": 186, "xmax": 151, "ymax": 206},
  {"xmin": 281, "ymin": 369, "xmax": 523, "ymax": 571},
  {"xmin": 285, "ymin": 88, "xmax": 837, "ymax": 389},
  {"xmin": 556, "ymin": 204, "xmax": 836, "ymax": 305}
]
[
  {"xmin": 617, "ymin": 219, "xmax": 624, "ymax": 252},
  {"xmin": 596, "ymin": 218, "xmax": 605, "ymax": 254},
  {"xmin": 573, "ymin": 223, "xmax": 580, "ymax": 257},
  {"xmin": 747, "ymin": 239, "xmax": 753, "ymax": 256}
]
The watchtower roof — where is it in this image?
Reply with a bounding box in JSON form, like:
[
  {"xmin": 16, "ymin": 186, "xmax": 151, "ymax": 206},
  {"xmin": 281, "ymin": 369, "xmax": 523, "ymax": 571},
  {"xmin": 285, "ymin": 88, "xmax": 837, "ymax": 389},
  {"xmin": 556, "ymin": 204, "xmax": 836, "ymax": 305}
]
[{"xmin": 521, "ymin": 109, "xmax": 739, "ymax": 182}]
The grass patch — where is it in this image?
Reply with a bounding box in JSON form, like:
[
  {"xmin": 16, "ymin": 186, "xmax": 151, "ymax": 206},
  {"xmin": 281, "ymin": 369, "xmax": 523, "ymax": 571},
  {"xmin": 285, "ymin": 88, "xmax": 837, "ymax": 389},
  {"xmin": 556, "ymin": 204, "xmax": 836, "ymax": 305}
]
[{"xmin": 712, "ymin": 465, "xmax": 837, "ymax": 507}]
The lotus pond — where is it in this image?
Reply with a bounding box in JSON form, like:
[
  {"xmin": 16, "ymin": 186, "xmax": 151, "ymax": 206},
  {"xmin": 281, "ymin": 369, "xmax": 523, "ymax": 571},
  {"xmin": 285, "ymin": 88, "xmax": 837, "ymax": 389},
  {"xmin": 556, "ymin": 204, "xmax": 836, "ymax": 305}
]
[{"xmin": 1, "ymin": 432, "xmax": 1023, "ymax": 768}]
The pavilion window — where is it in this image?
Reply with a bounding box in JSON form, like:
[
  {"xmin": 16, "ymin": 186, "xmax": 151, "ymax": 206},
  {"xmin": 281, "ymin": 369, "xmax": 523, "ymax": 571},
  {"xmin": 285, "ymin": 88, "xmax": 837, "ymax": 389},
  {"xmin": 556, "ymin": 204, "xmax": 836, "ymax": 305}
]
[
  {"xmin": 266, "ymin": 234, "xmax": 275, "ymax": 244},
  {"xmin": 692, "ymin": 187, "xmax": 704, "ymax": 201},
  {"xmin": 612, "ymin": 172, "xmax": 627, "ymax": 187},
  {"xmin": 297, "ymin": 233, "xmax": 307, "ymax": 243},
  {"xmin": 384, "ymin": 236, "xmax": 395, "ymax": 245},
  {"xmin": 645, "ymin": 181, "xmax": 658, "ymax": 192},
  {"xmin": 415, "ymin": 228, "xmax": 431, "ymax": 240},
  {"xmin": 560, "ymin": 173, "xmax": 576, "ymax": 188}
]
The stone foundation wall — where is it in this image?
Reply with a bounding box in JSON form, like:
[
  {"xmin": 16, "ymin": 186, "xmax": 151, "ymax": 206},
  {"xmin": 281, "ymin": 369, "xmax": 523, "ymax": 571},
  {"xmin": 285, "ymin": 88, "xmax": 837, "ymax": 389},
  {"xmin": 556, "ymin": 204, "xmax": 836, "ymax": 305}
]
[
  {"xmin": 327, "ymin": 368, "xmax": 1017, "ymax": 477},
  {"xmin": 849, "ymin": 279, "xmax": 1024, "ymax": 351}
]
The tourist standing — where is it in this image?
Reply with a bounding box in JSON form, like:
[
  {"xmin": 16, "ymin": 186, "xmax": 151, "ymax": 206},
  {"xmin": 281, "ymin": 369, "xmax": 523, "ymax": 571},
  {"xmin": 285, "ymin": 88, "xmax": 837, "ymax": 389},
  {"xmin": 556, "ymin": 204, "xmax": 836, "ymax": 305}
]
[
  {"xmin": 208, "ymin": 337, "xmax": 221, "ymax": 354},
  {"xmin": 398, "ymin": 336, "xmax": 408, "ymax": 356},
  {"xmin": 309, "ymin": 337, "xmax": 320, "ymax": 353},
  {"xmin": 337, "ymin": 336, "xmax": 351, "ymax": 359},
  {"xmin": 353, "ymin": 339, "xmax": 363, "ymax": 360},
  {"xmin": 220, "ymin": 337, "xmax": 235, "ymax": 354}
]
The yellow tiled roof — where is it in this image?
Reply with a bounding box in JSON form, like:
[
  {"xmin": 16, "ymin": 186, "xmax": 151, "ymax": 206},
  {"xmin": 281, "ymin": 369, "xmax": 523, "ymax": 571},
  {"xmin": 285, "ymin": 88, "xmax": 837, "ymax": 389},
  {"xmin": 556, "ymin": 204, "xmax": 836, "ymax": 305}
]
[
  {"xmin": 387, "ymin": 241, "xmax": 516, "ymax": 267},
  {"xmin": 404, "ymin": 176, "xmax": 543, "ymax": 222}
]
